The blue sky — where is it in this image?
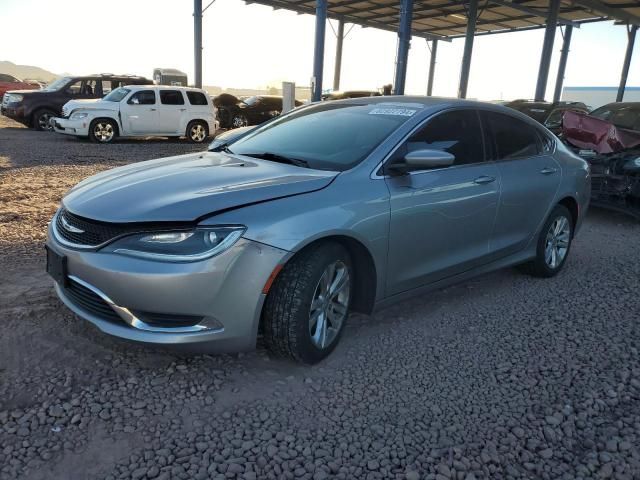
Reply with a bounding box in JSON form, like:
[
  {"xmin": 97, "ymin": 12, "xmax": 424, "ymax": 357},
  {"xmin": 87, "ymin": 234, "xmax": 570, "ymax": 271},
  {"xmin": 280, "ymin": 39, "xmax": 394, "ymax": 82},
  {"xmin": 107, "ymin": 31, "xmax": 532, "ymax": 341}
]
[{"xmin": 1, "ymin": 0, "xmax": 637, "ymax": 100}]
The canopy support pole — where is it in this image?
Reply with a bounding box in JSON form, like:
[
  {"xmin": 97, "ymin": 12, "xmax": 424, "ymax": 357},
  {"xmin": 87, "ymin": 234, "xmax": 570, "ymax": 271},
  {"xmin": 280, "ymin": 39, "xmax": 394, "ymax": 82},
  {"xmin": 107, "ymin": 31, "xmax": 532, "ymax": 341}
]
[
  {"xmin": 617, "ymin": 25, "xmax": 638, "ymax": 102},
  {"xmin": 393, "ymin": 0, "xmax": 414, "ymax": 95},
  {"xmin": 333, "ymin": 18, "xmax": 345, "ymax": 91},
  {"xmin": 553, "ymin": 25, "xmax": 573, "ymax": 103},
  {"xmin": 534, "ymin": 0, "xmax": 560, "ymax": 101},
  {"xmin": 194, "ymin": 0, "xmax": 203, "ymax": 88},
  {"xmin": 458, "ymin": 0, "xmax": 478, "ymax": 99},
  {"xmin": 427, "ymin": 39, "xmax": 438, "ymax": 96},
  {"xmin": 312, "ymin": 0, "xmax": 328, "ymax": 102}
]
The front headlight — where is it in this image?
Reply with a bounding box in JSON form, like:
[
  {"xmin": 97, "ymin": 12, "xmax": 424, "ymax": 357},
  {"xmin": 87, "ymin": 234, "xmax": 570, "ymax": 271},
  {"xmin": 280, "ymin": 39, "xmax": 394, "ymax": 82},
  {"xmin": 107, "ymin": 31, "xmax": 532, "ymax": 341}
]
[
  {"xmin": 71, "ymin": 112, "xmax": 88, "ymax": 120},
  {"xmin": 5, "ymin": 94, "xmax": 23, "ymax": 103},
  {"xmin": 103, "ymin": 226, "xmax": 245, "ymax": 262}
]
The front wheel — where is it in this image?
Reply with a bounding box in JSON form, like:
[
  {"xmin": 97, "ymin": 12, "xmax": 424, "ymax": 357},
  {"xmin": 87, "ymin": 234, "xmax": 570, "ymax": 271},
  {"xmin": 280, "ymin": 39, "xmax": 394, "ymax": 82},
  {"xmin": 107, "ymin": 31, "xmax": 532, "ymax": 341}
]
[
  {"xmin": 186, "ymin": 121, "xmax": 209, "ymax": 143},
  {"xmin": 33, "ymin": 109, "xmax": 56, "ymax": 131},
  {"xmin": 262, "ymin": 243, "xmax": 353, "ymax": 364},
  {"xmin": 88, "ymin": 119, "xmax": 117, "ymax": 143},
  {"xmin": 519, "ymin": 205, "xmax": 573, "ymax": 278}
]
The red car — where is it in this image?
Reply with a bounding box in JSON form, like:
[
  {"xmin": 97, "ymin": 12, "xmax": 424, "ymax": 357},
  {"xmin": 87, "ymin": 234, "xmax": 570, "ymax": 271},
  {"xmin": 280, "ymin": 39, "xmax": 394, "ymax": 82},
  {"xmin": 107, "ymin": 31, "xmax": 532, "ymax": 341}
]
[{"xmin": 0, "ymin": 73, "xmax": 40, "ymax": 99}]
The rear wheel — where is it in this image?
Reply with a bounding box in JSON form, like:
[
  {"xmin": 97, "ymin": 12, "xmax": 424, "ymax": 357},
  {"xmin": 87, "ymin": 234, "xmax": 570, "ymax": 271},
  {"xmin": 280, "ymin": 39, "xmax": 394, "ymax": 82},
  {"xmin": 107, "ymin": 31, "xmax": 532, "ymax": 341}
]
[
  {"xmin": 88, "ymin": 119, "xmax": 117, "ymax": 143},
  {"xmin": 32, "ymin": 109, "xmax": 56, "ymax": 131},
  {"xmin": 186, "ymin": 120, "xmax": 208, "ymax": 143},
  {"xmin": 262, "ymin": 242, "xmax": 352, "ymax": 364},
  {"xmin": 519, "ymin": 205, "xmax": 573, "ymax": 278},
  {"xmin": 231, "ymin": 114, "xmax": 248, "ymax": 129}
]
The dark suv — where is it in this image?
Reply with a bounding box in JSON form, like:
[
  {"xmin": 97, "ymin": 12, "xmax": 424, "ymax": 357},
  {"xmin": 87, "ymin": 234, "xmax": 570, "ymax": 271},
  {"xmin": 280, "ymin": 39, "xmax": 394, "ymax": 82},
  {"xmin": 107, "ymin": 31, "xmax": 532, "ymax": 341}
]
[{"xmin": 1, "ymin": 74, "xmax": 153, "ymax": 130}]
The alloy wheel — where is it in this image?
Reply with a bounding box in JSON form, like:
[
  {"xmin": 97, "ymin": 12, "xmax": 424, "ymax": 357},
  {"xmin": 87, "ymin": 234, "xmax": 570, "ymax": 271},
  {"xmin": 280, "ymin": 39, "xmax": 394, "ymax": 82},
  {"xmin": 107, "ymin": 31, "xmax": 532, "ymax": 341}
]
[
  {"xmin": 190, "ymin": 124, "xmax": 207, "ymax": 142},
  {"xmin": 308, "ymin": 260, "xmax": 350, "ymax": 349},
  {"xmin": 38, "ymin": 112, "xmax": 54, "ymax": 131},
  {"xmin": 232, "ymin": 115, "xmax": 248, "ymax": 128},
  {"xmin": 544, "ymin": 215, "xmax": 571, "ymax": 269},
  {"xmin": 93, "ymin": 122, "xmax": 114, "ymax": 142}
]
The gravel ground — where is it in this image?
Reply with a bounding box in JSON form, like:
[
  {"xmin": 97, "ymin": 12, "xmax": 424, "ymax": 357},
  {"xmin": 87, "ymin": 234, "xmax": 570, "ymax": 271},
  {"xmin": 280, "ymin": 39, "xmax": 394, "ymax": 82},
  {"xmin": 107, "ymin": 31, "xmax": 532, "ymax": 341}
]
[{"xmin": 1, "ymin": 115, "xmax": 640, "ymax": 480}]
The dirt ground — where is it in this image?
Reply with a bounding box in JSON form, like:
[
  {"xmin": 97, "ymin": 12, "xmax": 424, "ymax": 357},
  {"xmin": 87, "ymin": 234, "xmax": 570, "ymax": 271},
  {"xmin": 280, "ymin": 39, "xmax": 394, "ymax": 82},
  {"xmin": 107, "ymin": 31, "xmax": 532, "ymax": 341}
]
[{"xmin": 1, "ymin": 115, "xmax": 640, "ymax": 480}]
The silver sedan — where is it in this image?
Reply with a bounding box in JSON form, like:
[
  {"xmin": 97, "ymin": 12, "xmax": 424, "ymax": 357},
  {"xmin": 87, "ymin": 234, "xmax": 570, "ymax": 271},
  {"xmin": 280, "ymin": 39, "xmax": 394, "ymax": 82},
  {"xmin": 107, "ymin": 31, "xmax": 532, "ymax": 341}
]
[{"xmin": 46, "ymin": 97, "xmax": 590, "ymax": 363}]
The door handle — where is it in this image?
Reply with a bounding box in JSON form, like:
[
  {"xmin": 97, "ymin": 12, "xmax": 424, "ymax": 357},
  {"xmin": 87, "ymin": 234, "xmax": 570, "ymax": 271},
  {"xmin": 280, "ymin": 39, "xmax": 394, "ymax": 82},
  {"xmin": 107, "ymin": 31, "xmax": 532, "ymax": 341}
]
[
  {"xmin": 540, "ymin": 167, "xmax": 558, "ymax": 175},
  {"xmin": 473, "ymin": 175, "xmax": 496, "ymax": 185},
  {"xmin": 179, "ymin": 108, "xmax": 187, "ymax": 112},
  {"xmin": 149, "ymin": 108, "xmax": 157, "ymax": 111}
]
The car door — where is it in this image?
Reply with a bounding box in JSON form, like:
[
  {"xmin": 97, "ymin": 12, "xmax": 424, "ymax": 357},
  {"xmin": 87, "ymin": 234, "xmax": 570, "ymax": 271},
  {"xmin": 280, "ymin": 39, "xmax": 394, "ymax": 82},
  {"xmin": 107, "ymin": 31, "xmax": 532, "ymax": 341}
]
[
  {"xmin": 120, "ymin": 89, "xmax": 159, "ymax": 134},
  {"xmin": 157, "ymin": 89, "xmax": 187, "ymax": 134},
  {"xmin": 384, "ymin": 109, "xmax": 500, "ymax": 296},
  {"xmin": 481, "ymin": 110, "xmax": 561, "ymax": 256}
]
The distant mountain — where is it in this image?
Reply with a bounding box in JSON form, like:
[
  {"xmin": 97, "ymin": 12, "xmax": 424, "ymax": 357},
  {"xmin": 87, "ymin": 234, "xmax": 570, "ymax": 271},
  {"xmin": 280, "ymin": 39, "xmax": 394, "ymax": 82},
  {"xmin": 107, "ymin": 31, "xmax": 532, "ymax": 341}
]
[{"xmin": 0, "ymin": 61, "xmax": 59, "ymax": 82}]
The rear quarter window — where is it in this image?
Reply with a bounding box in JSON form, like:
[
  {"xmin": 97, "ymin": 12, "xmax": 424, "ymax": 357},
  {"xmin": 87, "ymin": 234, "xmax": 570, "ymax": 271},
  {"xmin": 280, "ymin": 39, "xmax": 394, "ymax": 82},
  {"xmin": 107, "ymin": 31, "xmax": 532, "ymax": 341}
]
[
  {"xmin": 160, "ymin": 90, "xmax": 185, "ymax": 105},
  {"xmin": 186, "ymin": 91, "xmax": 209, "ymax": 106},
  {"xmin": 483, "ymin": 111, "xmax": 542, "ymax": 160}
]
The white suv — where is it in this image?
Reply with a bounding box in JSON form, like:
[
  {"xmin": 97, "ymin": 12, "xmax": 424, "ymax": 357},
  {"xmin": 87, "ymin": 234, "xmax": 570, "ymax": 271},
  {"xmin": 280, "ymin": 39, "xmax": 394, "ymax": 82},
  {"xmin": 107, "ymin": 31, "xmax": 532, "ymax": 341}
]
[{"xmin": 52, "ymin": 86, "xmax": 218, "ymax": 143}]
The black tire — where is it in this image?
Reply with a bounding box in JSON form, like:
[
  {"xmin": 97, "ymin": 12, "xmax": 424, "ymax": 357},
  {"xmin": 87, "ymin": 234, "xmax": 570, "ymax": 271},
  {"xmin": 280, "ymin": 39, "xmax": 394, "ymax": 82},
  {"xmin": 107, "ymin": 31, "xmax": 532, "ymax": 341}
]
[
  {"xmin": 88, "ymin": 118, "xmax": 118, "ymax": 144},
  {"xmin": 186, "ymin": 120, "xmax": 209, "ymax": 143},
  {"xmin": 32, "ymin": 109, "xmax": 56, "ymax": 131},
  {"xmin": 262, "ymin": 242, "xmax": 353, "ymax": 364},
  {"xmin": 231, "ymin": 114, "xmax": 249, "ymax": 129},
  {"xmin": 519, "ymin": 205, "xmax": 574, "ymax": 278}
]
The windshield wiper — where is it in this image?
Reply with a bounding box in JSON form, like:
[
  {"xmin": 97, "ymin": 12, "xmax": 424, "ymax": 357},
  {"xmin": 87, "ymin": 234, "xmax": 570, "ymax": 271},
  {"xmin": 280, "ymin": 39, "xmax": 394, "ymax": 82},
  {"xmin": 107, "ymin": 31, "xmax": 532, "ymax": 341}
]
[{"xmin": 241, "ymin": 152, "xmax": 309, "ymax": 168}]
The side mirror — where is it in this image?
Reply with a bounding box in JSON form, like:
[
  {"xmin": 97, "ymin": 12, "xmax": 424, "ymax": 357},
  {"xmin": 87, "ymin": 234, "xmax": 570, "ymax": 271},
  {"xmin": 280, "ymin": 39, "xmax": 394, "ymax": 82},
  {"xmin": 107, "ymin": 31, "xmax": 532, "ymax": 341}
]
[{"xmin": 389, "ymin": 149, "xmax": 455, "ymax": 174}]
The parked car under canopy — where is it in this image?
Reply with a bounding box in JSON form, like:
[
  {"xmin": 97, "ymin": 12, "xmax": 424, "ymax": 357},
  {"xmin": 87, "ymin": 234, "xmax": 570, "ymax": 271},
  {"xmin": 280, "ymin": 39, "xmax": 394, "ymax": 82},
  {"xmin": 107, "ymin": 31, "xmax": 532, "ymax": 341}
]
[{"xmin": 213, "ymin": 94, "xmax": 302, "ymax": 129}]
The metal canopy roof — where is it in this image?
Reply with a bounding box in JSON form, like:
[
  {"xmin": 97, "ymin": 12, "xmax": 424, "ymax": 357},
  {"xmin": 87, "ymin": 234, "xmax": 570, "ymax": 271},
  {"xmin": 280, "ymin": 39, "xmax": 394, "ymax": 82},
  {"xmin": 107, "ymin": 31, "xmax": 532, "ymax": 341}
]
[{"xmin": 246, "ymin": 0, "xmax": 640, "ymax": 40}]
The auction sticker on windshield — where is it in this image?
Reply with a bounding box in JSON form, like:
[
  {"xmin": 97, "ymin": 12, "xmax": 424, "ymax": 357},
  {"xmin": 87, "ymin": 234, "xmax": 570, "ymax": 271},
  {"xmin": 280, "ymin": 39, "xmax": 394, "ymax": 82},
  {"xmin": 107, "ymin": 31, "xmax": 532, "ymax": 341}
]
[{"xmin": 368, "ymin": 108, "xmax": 417, "ymax": 117}]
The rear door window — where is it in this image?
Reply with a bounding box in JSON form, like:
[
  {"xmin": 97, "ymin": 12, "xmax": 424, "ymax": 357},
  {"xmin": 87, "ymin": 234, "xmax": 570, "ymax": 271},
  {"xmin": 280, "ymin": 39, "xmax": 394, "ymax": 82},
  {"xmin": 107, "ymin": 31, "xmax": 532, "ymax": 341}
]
[
  {"xmin": 186, "ymin": 91, "xmax": 208, "ymax": 106},
  {"xmin": 483, "ymin": 111, "xmax": 541, "ymax": 160},
  {"xmin": 81, "ymin": 79, "xmax": 98, "ymax": 96},
  {"xmin": 160, "ymin": 90, "xmax": 185, "ymax": 105}
]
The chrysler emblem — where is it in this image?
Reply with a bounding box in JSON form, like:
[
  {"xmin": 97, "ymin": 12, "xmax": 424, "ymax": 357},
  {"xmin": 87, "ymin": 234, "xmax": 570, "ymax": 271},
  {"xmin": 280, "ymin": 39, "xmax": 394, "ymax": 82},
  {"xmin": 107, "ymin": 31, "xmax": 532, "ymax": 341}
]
[{"xmin": 61, "ymin": 215, "xmax": 84, "ymax": 234}]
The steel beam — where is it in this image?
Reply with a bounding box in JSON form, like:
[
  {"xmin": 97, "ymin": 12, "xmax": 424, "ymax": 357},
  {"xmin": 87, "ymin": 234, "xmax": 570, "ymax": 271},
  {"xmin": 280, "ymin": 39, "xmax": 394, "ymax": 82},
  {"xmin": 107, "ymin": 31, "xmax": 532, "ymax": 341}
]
[
  {"xmin": 312, "ymin": 0, "xmax": 328, "ymax": 101},
  {"xmin": 553, "ymin": 25, "xmax": 573, "ymax": 102},
  {"xmin": 489, "ymin": 0, "xmax": 580, "ymax": 28},
  {"xmin": 617, "ymin": 25, "xmax": 638, "ymax": 102},
  {"xmin": 534, "ymin": 0, "xmax": 560, "ymax": 101},
  {"xmin": 194, "ymin": 0, "xmax": 203, "ymax": 88},
  {"xmin": 458, "ymin": 0, "xmax": 478, "ymax": 99},
  {"xmin": 570, "ymin": 0, "xmax": 640, "ymax": 26},
  {"xmin": 393, "ymin": 0, "xmax": 414, "ymax": 95},
  {"xmin": 427, "ymin": 39, "xmax": 438, "ymax": 96},
  {"xmin": 333, "ymin": 18, "xmax": 345, "ymax": 91}
]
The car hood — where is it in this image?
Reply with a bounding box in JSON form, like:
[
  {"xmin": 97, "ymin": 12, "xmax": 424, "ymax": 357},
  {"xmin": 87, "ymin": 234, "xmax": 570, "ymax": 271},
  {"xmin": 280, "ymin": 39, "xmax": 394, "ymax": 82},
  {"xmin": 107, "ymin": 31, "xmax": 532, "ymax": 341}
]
[
  {"xmin": 5, "ymin": 88, "xmax": 45, "ymax": 95},
  {"xmin": 62, "ymin": 151, "xmax": 337, "ymax": 223},
  {"xmin": 64, "ymin": 99, "xmax": 115, "ymax": 112}
]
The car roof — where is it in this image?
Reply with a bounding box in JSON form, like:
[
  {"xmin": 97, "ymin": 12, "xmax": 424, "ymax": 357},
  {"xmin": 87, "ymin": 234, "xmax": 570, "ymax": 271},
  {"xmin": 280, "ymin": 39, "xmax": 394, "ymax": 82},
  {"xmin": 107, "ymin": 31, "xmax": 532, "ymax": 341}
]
[
  {"xmin": 597, "ymin": 102, "xmax": 640, "ymax": 109},
  {"xmin": 321, "ymin": 95, "xmax": 557, "ymax": 130},
  {"xmin": 126, "ymin": 85, "xmax": 206, "ymax": 92},
  {"xmin": 331, "ymin": 95, "xmax": 500, "ymax": 109}
]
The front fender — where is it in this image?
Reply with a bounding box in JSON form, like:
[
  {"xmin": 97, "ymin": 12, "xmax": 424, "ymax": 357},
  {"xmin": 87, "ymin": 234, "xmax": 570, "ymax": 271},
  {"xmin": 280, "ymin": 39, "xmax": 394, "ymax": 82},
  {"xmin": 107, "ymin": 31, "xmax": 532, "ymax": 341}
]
[{"xmin": 202, "ymin": 173, "xmax": 391, "ymax": 302}]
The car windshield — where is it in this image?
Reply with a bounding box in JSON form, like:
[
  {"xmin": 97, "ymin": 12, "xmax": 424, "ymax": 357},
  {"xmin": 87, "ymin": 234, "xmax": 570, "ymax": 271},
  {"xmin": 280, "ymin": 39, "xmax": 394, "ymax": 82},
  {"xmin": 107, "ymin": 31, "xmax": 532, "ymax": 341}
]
[
  {"xmin": 242, "ymin": 96, "xmax": 260, "ymax": 106},
  {"xmin": 229, "ymin": 103, "xmax": 417, "ymax": 171},
  {"xmin": 43, "ymin": 77, "xmax": 71, "ymax": 91},
  {"xmin": 103, "ymin": 88, "xmax": 131, "ymax": 102}
]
